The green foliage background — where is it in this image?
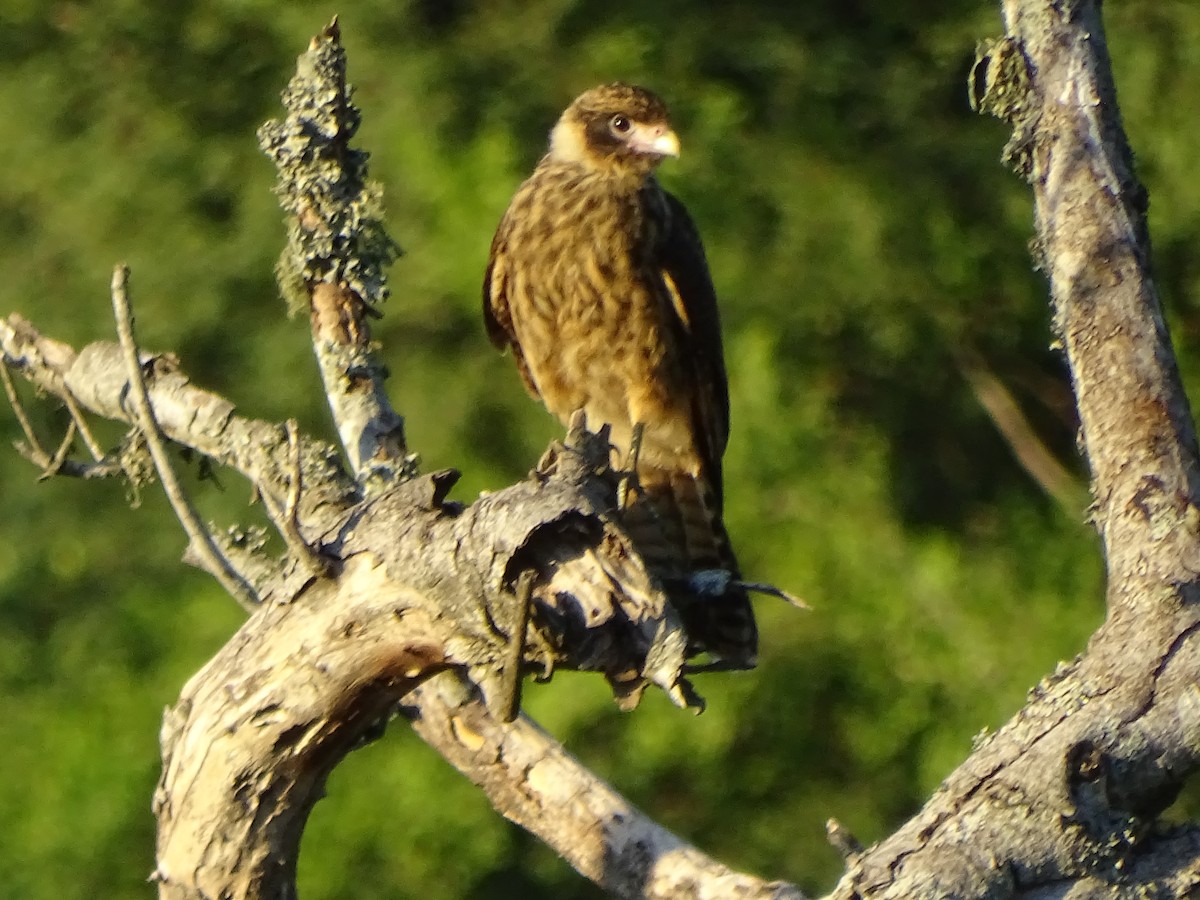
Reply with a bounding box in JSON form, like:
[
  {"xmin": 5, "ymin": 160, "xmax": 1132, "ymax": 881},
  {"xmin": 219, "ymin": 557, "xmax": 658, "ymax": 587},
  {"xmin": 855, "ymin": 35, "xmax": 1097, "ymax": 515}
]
[{"xmin": 1, "ymin": 1, "xmax": 1197, "ymax": 897}]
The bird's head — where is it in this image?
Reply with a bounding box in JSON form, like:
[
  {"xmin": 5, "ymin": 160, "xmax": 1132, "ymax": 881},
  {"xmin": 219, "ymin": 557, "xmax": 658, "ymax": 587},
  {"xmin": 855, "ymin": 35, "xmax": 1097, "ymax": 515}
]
[{"xmin": 548, "ymin": 83, "xmax": 681, "ymax": 178}]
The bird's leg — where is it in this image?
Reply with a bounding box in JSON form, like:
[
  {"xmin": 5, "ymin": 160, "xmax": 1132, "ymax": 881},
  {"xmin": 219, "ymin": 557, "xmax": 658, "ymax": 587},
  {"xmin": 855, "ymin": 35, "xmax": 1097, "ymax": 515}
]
[
  {"xmin": 617, "ymin": 421, "xmax": 646, "ymax": 510},
  {"xmin": 628, "ymin": 421, "xmax": 645, "ymax": 469}
]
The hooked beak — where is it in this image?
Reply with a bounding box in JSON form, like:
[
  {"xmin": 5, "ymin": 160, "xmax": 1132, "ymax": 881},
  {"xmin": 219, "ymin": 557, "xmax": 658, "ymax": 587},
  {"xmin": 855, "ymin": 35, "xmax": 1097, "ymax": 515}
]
[{"xmin": 628, "ymin": 124, "xmax": 681, "ymax": 158}]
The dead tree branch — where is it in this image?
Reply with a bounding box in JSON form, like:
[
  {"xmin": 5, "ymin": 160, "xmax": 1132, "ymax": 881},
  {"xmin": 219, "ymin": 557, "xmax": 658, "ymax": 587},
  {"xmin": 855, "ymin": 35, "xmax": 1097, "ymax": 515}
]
[
  {"xmin": 1, "ymin": 310, "xmax": 750, "ymax": 897},
  {"xmin": 825, "ymin": 2, "xmax": 1200, "ymax": 896}
]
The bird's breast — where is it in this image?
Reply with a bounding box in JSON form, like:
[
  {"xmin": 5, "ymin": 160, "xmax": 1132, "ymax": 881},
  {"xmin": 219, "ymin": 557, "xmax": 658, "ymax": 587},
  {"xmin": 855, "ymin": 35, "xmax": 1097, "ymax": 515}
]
[{"xmin": 500, "ymin": 170, "xmax": 693, "ymax": 460}]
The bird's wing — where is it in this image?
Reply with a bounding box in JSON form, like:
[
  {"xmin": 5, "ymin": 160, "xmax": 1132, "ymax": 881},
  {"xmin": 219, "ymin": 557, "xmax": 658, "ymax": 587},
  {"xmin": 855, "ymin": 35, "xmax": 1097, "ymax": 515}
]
[
  {"xmin": 483, "ymin": 209, "xmax": 542, "ymax": 401},
  {"xmin": 653, "ymin": 187, "xmax": 732, "ymax": 508}
]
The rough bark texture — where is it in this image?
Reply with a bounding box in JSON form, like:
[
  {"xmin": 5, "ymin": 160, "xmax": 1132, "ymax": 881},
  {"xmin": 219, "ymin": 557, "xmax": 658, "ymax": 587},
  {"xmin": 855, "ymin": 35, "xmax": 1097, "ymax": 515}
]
[
  {"xmin": 153, "ymin": 557, "xmax": 445, "ymax": 899},
  {"xmin": 827, "ymin": 2, "xmax": 1200, "ymax": 897},
  {"xmin": 403, "ymin": 677, "xmax": 804, "ymax": 900},
  {"xmin": 7, "ymin": 3, "xmax": 1200, "ymax": 899}
]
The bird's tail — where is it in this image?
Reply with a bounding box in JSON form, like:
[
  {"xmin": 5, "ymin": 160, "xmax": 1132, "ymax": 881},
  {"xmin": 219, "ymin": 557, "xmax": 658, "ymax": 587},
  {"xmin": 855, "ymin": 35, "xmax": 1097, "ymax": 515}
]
[{"xmin": 622, "ymin": 466, "xmax": 758, "ymax": 667}]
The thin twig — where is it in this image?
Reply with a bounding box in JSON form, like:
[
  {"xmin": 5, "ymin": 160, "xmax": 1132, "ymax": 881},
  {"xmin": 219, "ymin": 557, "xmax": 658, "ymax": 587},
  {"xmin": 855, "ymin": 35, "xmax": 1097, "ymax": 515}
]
[
  {"xmin": 617, "ymin": 421, "xmax": 646, "ymax": 510},
  {"xmin": 681, "ymin": 569, "xmax": 808, "ymax": 609},
  {"xmin": 6, "ymin": 351, "xmax": 119, "ymax": 480},
  {"xmin": 38, "ymin": 419, "xmax": 77, "ymax": 480},
  {"xmin": 3, "ymin": 360, "xmax": 103, "ymax": 479},
  {"xmin": 960, "ymin": 357, "xmax": 1084, "ymax": 513},
  {"xmin": 14, "ymin": 449, "xmax": 123, "ymax": 480},
  {"xmin": 285, "ymin": 420, "xmax": 303, "ymax": 522},
  {"xmin": 62, "ymin": 389, "xmax": 105, "ymax": 460},
  {"xmin": 1, "ymin": 360, "xmax": 48, "ymax": 460},
  {"xmin": 109, "ymin": 264, "xmax": 259, "ymax": 611}
]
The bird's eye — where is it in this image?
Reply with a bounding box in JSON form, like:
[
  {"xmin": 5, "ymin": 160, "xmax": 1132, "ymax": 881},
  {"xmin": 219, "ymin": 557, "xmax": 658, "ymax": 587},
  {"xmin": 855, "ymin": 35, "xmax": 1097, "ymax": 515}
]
[{"xmin": 609, "ymin": 114, "xmax": 631, "ymax": 135}]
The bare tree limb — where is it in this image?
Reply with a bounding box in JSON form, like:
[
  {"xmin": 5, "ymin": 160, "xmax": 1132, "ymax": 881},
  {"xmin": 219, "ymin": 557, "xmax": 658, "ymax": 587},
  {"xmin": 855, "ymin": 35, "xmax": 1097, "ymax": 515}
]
[
  {"xmin": 403, "ymin": 677, "xmax": 806, "ymax": 900},
  {"xmin": 152, "ymin": 554, "xmax": 451, "ymax": 900},
  {"xmin": 824, "ymin": 3, "xmax": 1200, "ymax": 896}
]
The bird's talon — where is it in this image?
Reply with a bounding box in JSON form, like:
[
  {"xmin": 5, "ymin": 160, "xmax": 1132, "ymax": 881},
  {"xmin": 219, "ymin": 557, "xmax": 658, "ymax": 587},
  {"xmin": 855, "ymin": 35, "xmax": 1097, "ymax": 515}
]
[
  {"xmin": 616, "ymin": 422, "xmax": 648, "ymax": 509},
  {"xmin": 617, "ymin": 470, "xmax": 647, "ymax": 510}
]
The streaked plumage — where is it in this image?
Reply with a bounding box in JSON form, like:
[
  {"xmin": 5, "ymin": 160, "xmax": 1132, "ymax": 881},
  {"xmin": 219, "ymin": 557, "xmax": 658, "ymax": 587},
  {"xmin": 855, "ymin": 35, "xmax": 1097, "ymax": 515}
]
[{"xmin": 484, "ymin": 83, "xmax": 755, "ymax": 666}]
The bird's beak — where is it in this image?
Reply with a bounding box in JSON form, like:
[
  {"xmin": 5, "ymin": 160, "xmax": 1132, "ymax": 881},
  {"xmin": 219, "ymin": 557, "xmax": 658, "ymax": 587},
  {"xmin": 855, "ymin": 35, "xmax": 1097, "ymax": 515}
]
[{"xmin": 629, "ymin": 124, "xmax": 681, "ymax": 158}]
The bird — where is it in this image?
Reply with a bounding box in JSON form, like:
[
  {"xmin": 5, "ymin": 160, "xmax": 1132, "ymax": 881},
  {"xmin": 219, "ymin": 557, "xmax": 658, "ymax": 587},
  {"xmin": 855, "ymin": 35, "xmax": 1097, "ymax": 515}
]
[{"xmin": 483, "ymin": 83, "xmax": 756, "ymax": 668}]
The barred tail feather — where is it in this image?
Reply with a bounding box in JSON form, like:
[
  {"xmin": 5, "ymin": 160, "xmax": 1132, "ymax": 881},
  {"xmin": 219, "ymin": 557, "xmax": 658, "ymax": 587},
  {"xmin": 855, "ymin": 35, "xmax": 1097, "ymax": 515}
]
[{"xmin": 622, "ymin": 466, "xmax": 757, "ymax": 666}]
